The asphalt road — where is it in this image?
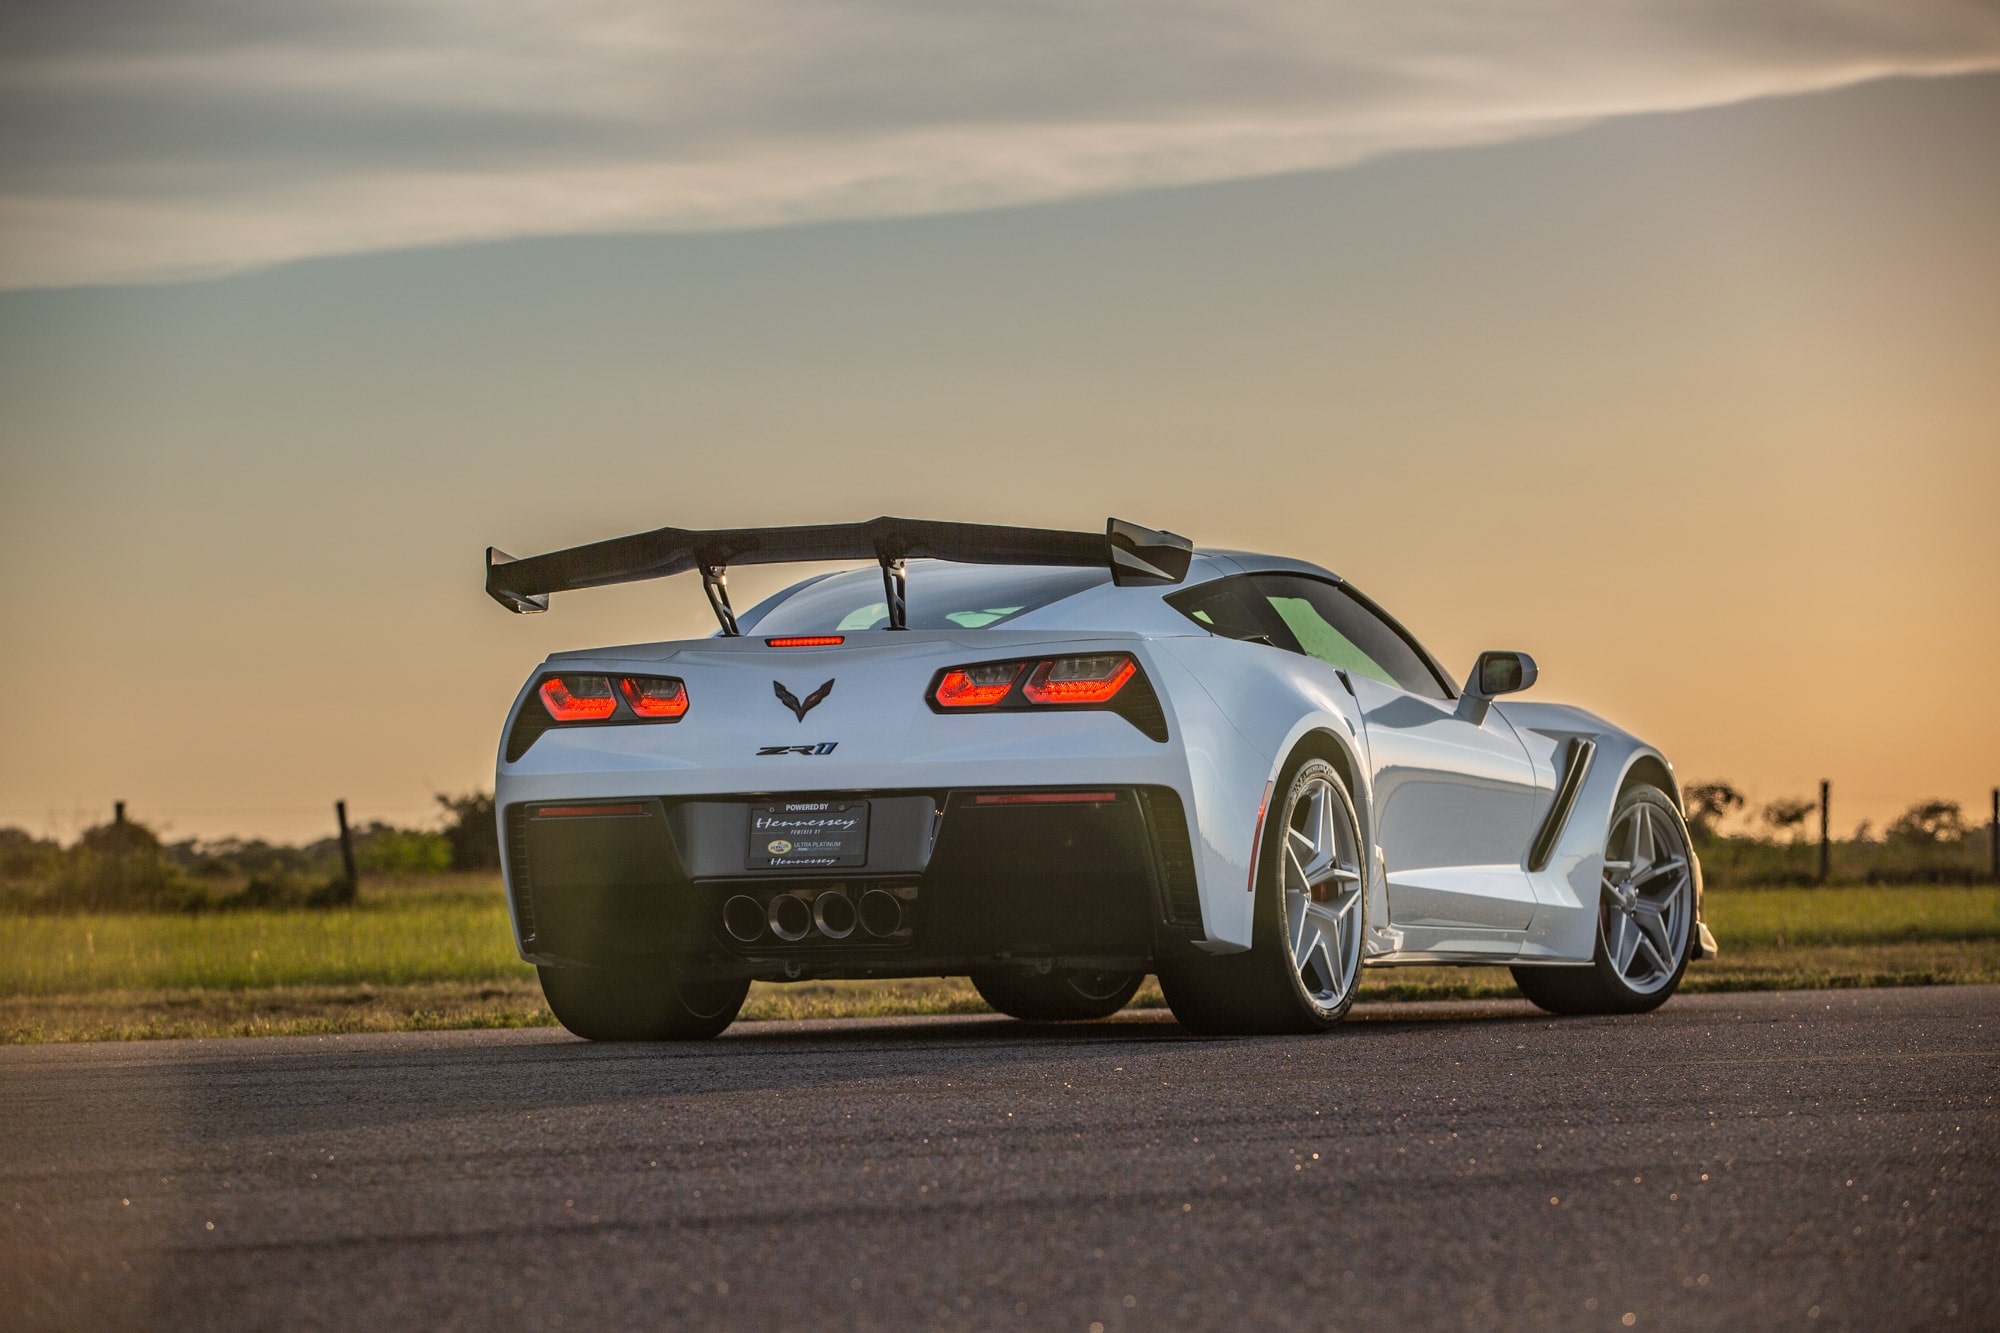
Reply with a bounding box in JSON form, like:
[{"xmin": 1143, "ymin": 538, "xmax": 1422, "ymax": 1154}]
[{"xmin": 3, "ymin": 987, "xmax": 1994, "ymax": 1331}]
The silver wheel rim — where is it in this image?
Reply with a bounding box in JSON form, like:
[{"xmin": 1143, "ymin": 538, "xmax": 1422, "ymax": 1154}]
[
  {"xmin": 1599, "ymin": 801, "xmax": 1693, "ymax": 994},
  {"xmin": 1280, "ymin": 773, "xmax": 1364, "ymax": 1012}
]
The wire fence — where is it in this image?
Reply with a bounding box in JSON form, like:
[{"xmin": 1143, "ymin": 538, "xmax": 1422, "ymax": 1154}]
[{"xmin": 0, "ymin": 802, "xmax": 448, "ymax": 847}]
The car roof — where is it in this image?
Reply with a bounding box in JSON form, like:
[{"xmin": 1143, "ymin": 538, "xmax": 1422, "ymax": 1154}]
[{"xmin": 1190, "ymin": 550, "xmax": 1341, "ymax": 583}]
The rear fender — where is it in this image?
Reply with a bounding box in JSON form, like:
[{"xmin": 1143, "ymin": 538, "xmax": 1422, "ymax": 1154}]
[{"xmin": 1156, "ymin": 637, "xmax": 1372, "ymax": 952}]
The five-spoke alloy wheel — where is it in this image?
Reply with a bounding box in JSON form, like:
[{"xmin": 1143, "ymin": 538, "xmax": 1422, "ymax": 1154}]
[
  {"xmin": 1160, "ymin": 755, "xmax": 1366, "ymax": 1034},
  {"xmin": 1513, "ymin": 783, "xmax": 1696, "ymax": 1015},
  {"xmin": 1278, "ymin": 766, "xmax": 1366, "ymax": 1015}
]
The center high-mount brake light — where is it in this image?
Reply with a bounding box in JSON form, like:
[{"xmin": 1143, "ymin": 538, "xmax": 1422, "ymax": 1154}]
[
  {"xmin": 619, "ymin": 675, "xmax": 689, "ymax": 718},
  {"xmin": 935, "ymin": 662, "xmax": 1023, "ymax": 708},
  {"xmin": 1021, "ymin": 654, "xmax": 1136, "ymax": 705},
  {"xmin": 766, "ymin": 636, "xmax": 844, "ymax": 648},
  {"xmin": 539, "ymin": 675, "xmax": 616, "ymax": 722}
]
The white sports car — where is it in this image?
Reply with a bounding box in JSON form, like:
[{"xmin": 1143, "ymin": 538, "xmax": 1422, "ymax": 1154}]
[{"xmin": 486, "ymin": 516, "xmax": 1716, "ymax": 1039}]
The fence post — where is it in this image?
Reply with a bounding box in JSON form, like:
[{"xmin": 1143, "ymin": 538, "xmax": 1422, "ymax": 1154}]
[
  {"xmin": 335, "ymin": 800, "xmax": 359, "ymax": 904},
  {"xmin": 114, "ymin": 800, "xmax": 125, "ymax": 826},
  {"xmin": 1818, "ymin": 780, "xmax": 1831, "ymax": 884},
  {"xmin": 1991, "ymin": 788, "xmax": 1998, "ymax": 883}
]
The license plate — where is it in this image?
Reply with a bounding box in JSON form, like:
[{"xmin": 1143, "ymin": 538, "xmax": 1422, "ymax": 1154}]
[{"xmin": 746, "ymin": 800, "xmax": 869, "ymax": 869}]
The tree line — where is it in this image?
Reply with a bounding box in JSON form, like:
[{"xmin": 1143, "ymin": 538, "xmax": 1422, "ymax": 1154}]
[
  {"xmin": 1682, "ymin": 781, "xmax": 1994, "ymax": 887},
  {"xmin": 0, "ymin": 793, "xmax": 500, "ymax": 913}
]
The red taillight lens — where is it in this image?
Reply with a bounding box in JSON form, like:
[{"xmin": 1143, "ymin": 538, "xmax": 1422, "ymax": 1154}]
[
  {"xmin": 935, "ymin": 662, "xmax": 1023, "ymax": 708},
  {"xmin": 539, "ymin": 675, "xmax": 616, "ymax": 721},
  {"xmin": 619, "ymin": 675, "xmax": 689, "ymax": 718},
  {"xmin": 766, "ymin": 636, "xmax": 844, "ymax": 648},
  {"xmin": 1021, "ymin": 654, "xmax": 1136, "ymax": 705}
]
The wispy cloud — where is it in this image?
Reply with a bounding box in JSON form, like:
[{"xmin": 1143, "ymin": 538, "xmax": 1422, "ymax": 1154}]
[{"xmin": 3, "ymin": 0, "xmax": 1997, "ymax": 289}]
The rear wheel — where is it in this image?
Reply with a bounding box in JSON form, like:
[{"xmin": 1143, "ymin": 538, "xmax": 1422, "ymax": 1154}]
[
  {"xmin": 1511, "ymin": 784, "xmax": 1695, "ymax": 1015},
  {"xmin": 537, "ymin": 963, "xmax": 749, "ymax": 1040},
  {"xmin": 970, "ymin": 968, "xmax": 1144, "ymax": 1021},
  {"xmin": 1158, "ymin": 755, "xmax": 1365, "ymax": 1035}
]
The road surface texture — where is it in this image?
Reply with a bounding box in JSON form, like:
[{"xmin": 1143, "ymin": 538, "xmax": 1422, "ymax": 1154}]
[{"xmin": 3, "ymin": 986, "xmax": 1994, "ymax": 1330}]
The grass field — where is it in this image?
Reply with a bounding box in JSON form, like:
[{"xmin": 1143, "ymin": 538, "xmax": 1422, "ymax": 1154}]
[{"xmin": 2, "ymin": 881, "xmax": 1994, "ymax": 1042}]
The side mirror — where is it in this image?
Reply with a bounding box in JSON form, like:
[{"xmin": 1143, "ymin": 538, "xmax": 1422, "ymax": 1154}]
[{"xmin": 1457, "ymin": 650, "xmax": 1538, "ymax": 724}]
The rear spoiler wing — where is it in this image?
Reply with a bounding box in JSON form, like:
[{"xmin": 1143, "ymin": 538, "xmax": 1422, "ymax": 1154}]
[{"xmin": 485, "ymin": 516, "xmax": 1193, "ymax": 634}]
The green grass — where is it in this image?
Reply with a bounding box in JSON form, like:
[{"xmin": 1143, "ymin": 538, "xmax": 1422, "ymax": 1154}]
[
  {"xmin": 1, "ymin": 884, "xmax": 1994, "ymax": 1042},
  {"xmin": 0, "ymin": 900, "xmax": 529, "ymax": 995},
  {"xmin": 1701, "ymin": 884, "xmax": 1999, "ymax": 946}
]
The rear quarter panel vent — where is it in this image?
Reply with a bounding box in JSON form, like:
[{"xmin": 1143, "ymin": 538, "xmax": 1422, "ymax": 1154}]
[{"xmin": 1139, "ymin": 787, "xmax": 1202, "ymax": 927}]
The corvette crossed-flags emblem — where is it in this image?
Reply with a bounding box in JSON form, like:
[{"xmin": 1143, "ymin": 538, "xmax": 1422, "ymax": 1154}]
[{"xmin": 773, "ymin": 679, "xmax": 834, "ymax": 722}]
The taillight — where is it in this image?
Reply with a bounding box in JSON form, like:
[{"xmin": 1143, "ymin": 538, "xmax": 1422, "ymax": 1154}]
[
  {"xmin": 925, "ymin": 653, "xmax": 1163, "ymax": 739},
  {"xmin": 619, "ymin": 675, "xmax": 689, "ymax": 718},
  {"xmin": 934, "ymin": 662, "xmax": 1023, "ymax": 708},
  {"xmin": 766, "ymin": 636, "xmax": 844, "ymax": 648},
  {"xmin": 534, "ymin": 673, "xmax": 688, "ymax": 724},
  {"xmin": 1021, "ymin": 655, "xmax": 1136, "ymax": 705},
  {"xmin": 539, "ymin": 675, "xmax": 616, "ymax": 721}
]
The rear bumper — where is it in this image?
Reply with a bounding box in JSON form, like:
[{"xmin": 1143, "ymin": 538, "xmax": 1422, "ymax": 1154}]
[{"xmin": 501, "ymin": 785, "xmax": 1207, "ymax": 978}]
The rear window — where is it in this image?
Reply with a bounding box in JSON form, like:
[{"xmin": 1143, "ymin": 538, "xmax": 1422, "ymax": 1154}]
[{"xmin": 743, "ymin": 561, "xmax": 1109, "ymax": 634}]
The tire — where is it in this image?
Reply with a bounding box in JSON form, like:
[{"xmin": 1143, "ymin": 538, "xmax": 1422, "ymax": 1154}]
[
  {"xmin": 1511, "ymin": 783, "xmax": 1696, "ymax": 1016},
  {"xmin": 537, "ymin": 963, "xmax": 749, "ymax": 1041},
  {"xmin": 1157, "ymin": 754, "xmax": 1366, "ymax": 1035},
  {"xmin": 970, "ymin": 968, "xmax": 1144, "ymax": 1021}
]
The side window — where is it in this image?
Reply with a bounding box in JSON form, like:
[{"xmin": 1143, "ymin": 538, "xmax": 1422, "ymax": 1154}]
[
  {"xmin": 1251, "ymin": 575, "xmax": 1451, "ymax": 700},
  {"xmin": 1164, "ymin": 576, "xmax": 1296, "ymax": 648}
]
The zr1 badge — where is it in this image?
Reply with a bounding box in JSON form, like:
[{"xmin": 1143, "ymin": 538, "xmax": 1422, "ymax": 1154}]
[{"xmin": 758, "ymin": 742, "xmax": 838, "ymax": 756}]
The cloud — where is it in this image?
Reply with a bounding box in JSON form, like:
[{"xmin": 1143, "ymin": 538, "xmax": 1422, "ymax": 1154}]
[{"xmin": 2, "ymin": 0, "xmax": 1997, "ymax": 289}]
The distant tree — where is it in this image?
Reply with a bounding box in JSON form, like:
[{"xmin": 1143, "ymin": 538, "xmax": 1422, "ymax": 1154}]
[
  {"xmin": 1684, "ymin": 781, "xmax": 1745, "ymax": 840},
  {"xmin": 1852, "ymin": 820, "xmax": 1875, "ymax": 845},
  {"xmin": 435, "ymin": 791, "xmax": 501, "ymax": 869},
  {"xmin": 1760, "ymin": 796, "xmax": 1816, "ymax": 842},
  {"xmin": 0, "ymin": 827, "xmax": 63, "ymax": 881},
  {"xmin": 60, "ymin": 816, "xmax": 195, "ymax": 911},
  {"xmin": 1886, "ymin": 799, "xmax": 1966, "ymax": 845},
  {"xmin": 355, "ymin": 823, "xmax": 452, "ymax": 875},
  {"xmin": 78, "ymin": 817, "xmax": 161, "ymax": 858}
]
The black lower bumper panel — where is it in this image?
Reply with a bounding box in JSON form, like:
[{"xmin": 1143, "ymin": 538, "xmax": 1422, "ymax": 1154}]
[{"xmin": 505, "ymin": 787, "xmax": 1204, "ymax": 977}]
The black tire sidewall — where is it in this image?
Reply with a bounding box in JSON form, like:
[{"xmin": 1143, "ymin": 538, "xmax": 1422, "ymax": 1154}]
[
  {"xmin": 538, "ymin": 963, "xmax": 748, "ymax": 1040},
  {"xmin": 971, "ymin": 968, "xmax": 1143, "ymax": 1021}
]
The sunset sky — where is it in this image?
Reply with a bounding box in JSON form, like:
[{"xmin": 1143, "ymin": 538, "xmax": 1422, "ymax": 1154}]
[{"xmin": 1, "ymin": 3, "xmax": 1996, "ymax": 843}]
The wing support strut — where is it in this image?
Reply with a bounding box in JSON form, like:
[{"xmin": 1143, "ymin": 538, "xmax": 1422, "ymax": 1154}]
[
  {"xmin": 702, "ymin": 565, "xmax": 740, "ymax": 636},
  {"xmin": 880, "ymin": 558, "xmax": 908, "ymax": 631}
]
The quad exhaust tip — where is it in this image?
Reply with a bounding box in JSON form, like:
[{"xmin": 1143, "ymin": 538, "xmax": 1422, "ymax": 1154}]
[
  {"xmin": 858, "ymin": 889, "xmax": 902, "ymax": 938},
  {"xmin": 723, "ymin": 895, "xmax": 766, "ymax": 943},
  {"xmin": 767, "ymin": 893, "xmax": 813, "ymax": 942},
  {"xmin": 813, "ymin": 890, "xmax": 857, "ymax": 940},
  {"xmin": 726, "ymin": 887, "xmax": 904, "ymax": 943}
]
